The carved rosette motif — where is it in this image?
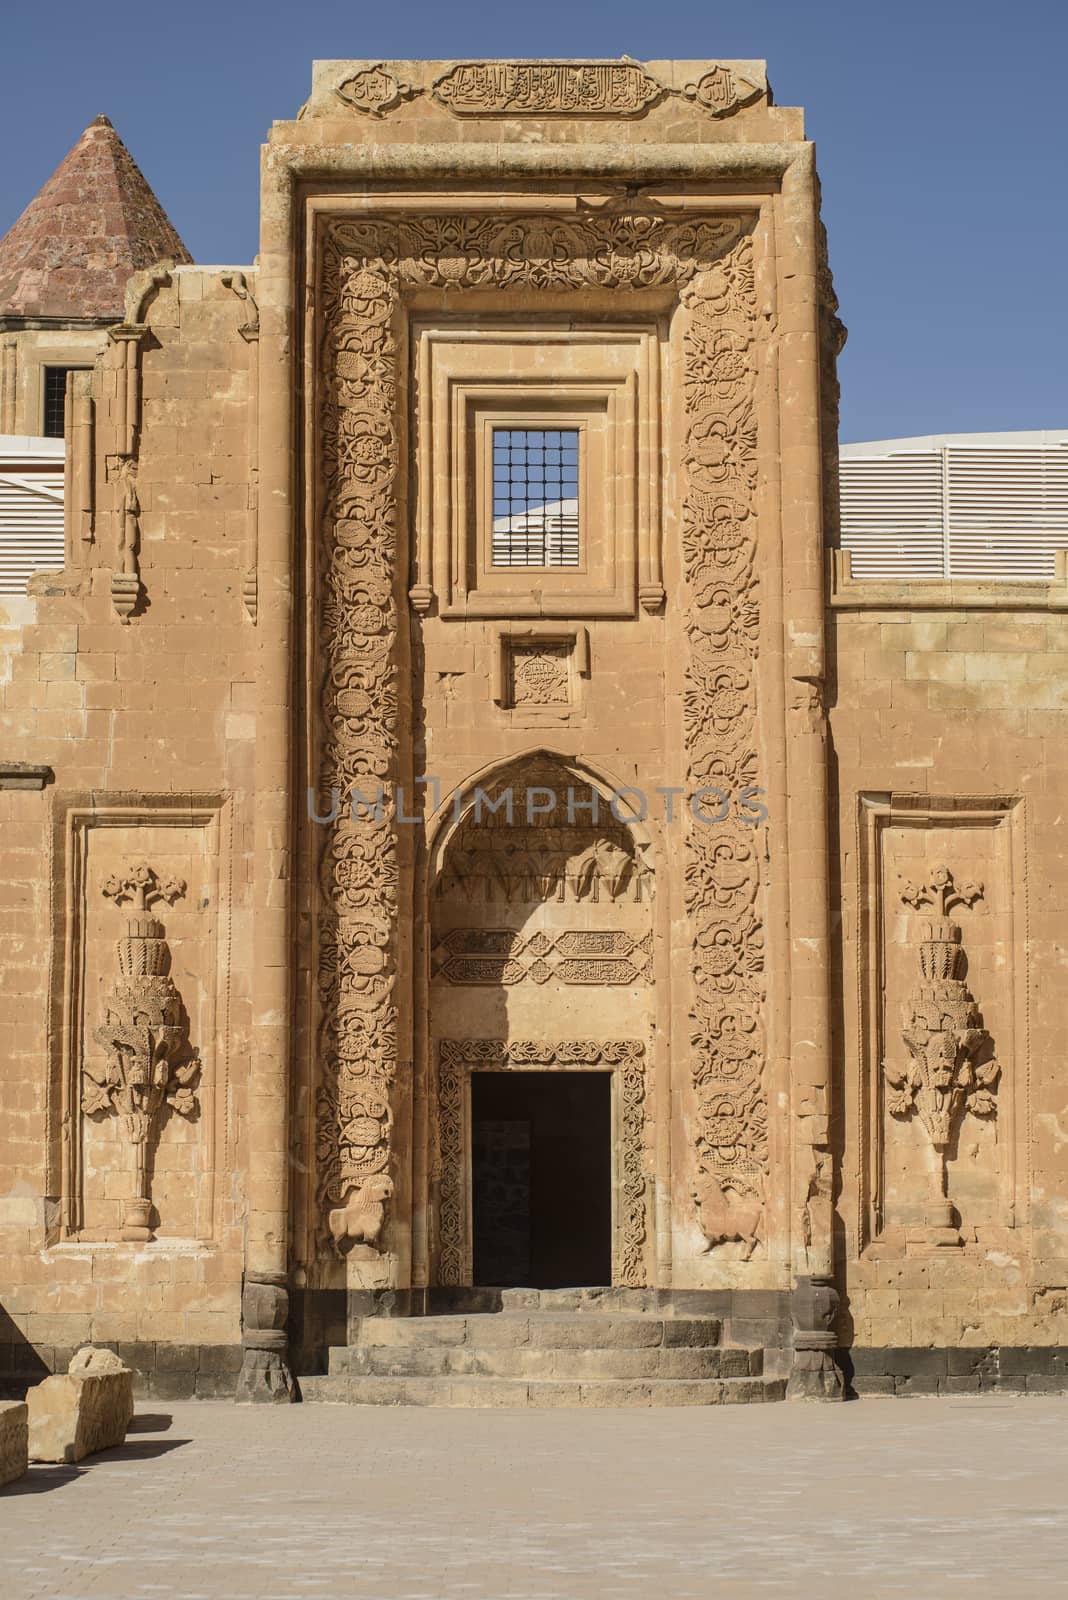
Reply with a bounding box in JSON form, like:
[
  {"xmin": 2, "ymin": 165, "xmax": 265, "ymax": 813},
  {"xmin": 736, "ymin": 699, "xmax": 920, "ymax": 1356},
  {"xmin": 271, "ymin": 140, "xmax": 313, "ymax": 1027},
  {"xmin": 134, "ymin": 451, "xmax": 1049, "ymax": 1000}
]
[
  {"xmin": 436, "ymin": 1040, "xmax": 648, "ymax": 1287},
  {"xmin": 679, "ymin": 236, "xmax": 768, "ymax": 1253},
  {"xmin": 314, "ymin": 210, "xmax": 751, "ymax": 1247}
]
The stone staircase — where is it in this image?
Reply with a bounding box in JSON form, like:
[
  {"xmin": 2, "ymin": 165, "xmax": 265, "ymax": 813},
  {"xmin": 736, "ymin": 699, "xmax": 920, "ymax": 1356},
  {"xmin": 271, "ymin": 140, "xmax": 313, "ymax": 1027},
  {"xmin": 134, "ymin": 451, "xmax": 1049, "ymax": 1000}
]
[{"xmin": 300, "ymin": 1288, "xmax": 785, "ymax": 1408}]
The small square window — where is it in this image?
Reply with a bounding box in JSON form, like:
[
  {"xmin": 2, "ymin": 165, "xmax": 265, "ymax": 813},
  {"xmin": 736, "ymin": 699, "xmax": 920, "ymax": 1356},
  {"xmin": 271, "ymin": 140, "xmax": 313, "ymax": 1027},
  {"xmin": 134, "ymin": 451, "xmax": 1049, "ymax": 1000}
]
[
  {"xmin": 491, "ymin": 428, "xmax": 580, "ymax": 569},
  {"xmin": 42, "ymin": 367, "xmax": 76, "ymax": 438}
]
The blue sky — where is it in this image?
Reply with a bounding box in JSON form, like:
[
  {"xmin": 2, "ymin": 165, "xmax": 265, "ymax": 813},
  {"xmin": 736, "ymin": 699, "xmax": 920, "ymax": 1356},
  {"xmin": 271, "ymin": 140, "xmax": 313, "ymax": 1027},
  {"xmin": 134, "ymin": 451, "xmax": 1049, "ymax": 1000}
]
[{"xmin": 2, "ymin": 0, "xmax": 1064, "ymax": 442}]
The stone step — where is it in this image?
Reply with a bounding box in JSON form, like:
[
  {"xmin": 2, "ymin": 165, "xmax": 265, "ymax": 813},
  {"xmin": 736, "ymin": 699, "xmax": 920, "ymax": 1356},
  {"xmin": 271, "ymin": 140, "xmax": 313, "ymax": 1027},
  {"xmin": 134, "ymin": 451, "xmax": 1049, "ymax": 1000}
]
[
  {"xmin": 352, "ymin": 1314, "xmax": 723, "ymax": 1351},
  {"xmin": 328, "ymin": 1343, "xmax": 761, "ymax": 1381},
  {"xmin": 495, "ymin": 1287, "xmax": 662, "ymax": 1314},
  {"xmin": 301, "ymin": 1374, "xmax": 786, "ymax": 1409}
]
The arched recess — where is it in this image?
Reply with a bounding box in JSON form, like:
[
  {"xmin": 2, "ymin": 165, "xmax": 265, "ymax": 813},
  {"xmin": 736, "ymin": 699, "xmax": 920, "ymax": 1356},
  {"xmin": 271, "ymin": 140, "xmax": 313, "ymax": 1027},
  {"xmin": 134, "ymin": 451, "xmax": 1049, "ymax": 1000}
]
[{"xmin": 412, "ymin": 749, "xmax": 663, "ymax": 1290}]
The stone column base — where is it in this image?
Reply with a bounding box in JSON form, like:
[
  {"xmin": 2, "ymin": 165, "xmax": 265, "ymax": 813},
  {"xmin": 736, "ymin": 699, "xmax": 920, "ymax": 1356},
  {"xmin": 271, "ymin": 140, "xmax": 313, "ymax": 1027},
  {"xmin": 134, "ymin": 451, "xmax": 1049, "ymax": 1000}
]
[
  {"xmin": 786, "ymin": 1273, "xmax": 844, "ymax": 1402},
  {"xmin": 236, "ymin": 1275, "xmax": 297, "ymax": 1404}
]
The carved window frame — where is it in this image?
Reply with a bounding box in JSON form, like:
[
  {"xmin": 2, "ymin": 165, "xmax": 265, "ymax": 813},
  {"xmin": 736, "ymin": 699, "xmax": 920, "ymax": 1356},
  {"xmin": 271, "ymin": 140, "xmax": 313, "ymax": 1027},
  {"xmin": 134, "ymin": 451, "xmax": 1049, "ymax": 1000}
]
[
  {"xmin": 435, "ymin": 1038, "xmax": 649, "ymax": 1287},
  {"xmin": 409, "ymin": 322, "xmax": 661, "ymax": 618}
]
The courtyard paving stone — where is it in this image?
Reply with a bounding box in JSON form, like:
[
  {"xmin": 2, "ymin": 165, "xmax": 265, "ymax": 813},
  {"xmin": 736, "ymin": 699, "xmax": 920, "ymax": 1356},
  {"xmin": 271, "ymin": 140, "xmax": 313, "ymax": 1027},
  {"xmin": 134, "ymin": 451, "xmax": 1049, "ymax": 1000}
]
[{"xmin": 1, "ymin": 1397, "xmax": 1066, "ymax": 1599}]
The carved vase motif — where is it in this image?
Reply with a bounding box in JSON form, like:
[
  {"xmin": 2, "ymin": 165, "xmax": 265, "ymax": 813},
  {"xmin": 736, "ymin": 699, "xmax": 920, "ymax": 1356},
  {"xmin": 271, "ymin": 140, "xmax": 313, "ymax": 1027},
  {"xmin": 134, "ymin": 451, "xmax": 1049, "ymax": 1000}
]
[
  {"xmin": 85, "ymin": 864, "xmax": 201, "ymax": 1241},
  {"xmin": 885, "ymin": 866, "xmax": 1000, "ymax": 1241}
]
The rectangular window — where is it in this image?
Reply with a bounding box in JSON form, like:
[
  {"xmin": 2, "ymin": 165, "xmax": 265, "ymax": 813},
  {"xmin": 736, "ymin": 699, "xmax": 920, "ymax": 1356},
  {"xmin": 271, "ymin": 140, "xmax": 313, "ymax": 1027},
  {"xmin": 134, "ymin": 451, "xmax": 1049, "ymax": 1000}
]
[
  {"xmin": 491, "ymin": 428, "xmax": 580, "ymax": 567},
  {"xmin": 42, "ymin": 367, "xmax": 75, "ymax": 438}
]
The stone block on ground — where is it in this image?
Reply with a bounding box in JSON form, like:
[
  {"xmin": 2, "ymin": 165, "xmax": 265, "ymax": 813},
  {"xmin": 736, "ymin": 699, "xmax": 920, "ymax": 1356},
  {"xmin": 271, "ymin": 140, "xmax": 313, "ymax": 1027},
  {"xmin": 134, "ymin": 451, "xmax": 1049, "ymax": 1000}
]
[
  {"xmin": 0, "ymin": 1400, "xmax": 29, "ymax": 1488},
  {"xmin": 27, "ymin": 1349, "xmax": 135, "ymax": 1463}
]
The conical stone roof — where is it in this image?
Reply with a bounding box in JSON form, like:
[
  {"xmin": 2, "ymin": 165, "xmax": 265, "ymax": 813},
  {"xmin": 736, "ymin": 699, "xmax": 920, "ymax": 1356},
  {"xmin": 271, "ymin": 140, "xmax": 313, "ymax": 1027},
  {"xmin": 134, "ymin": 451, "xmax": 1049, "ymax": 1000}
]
[{"xmin": 0, "ymin": 115, "xmax": 191, "ymax": 321}]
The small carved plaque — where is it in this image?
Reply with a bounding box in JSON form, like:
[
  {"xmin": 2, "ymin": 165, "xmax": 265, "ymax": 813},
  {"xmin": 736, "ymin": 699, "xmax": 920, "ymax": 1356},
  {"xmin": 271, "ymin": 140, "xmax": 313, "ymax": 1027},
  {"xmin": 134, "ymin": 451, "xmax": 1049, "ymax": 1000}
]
[
  {"xmin": 510, "ymin": 643, "xmax": 570, "ymax": 708},
  {"xmin": 687, "ymin": 66, "xmax": 763, "ymax": 119},
  {"xmin": 432, "ymin": 61, "xmax": 667, "ymax": 117},
  {"xmin": 335, "ymin": 64, "xmax": 417, "ymax": 117}
]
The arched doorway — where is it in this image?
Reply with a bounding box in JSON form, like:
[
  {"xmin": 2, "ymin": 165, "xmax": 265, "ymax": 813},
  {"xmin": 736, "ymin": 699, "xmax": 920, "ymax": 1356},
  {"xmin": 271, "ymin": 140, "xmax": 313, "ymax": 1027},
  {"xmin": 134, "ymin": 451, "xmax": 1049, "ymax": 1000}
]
[{"xmin": 423, "ymin": 754, "xmax": 656, "ymax": 1289}]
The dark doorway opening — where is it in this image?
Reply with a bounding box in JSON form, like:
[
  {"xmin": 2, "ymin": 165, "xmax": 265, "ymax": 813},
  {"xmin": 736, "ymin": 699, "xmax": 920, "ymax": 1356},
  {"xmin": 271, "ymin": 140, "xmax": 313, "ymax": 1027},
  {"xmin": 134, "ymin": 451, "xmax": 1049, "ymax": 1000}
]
[{"xmin": 471, "ymin": 1070, "xmax": 612, "ymax": 1288}]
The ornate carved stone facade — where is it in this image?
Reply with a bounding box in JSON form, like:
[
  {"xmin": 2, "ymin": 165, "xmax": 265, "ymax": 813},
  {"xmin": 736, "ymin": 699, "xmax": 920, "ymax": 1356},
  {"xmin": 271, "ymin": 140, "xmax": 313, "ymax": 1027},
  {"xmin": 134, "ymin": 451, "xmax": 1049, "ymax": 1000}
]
[{"xmin": 2, "ymin": 56, "xmax": 1058, "ymax": 1407}]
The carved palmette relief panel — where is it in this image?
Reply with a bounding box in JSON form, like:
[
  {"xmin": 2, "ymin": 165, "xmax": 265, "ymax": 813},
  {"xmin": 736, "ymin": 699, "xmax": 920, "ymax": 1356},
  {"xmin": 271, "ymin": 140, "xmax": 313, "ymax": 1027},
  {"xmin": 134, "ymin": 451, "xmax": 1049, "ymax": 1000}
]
[
  {"xmin": 312, "ymin": 211, "xmax": 766, "ymax": 1264},
  {"xmin": 856, "ymin": 796, "xmax": 1027, "ymax": 1249},
  {"xmin": 52, "ymin": 799, "xmax": 231, "ymax": 1245}
]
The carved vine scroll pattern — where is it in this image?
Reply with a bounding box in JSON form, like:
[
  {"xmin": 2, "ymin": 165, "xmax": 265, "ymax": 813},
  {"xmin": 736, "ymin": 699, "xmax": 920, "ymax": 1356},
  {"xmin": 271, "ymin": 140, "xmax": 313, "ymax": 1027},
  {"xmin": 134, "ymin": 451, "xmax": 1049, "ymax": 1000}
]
[
  {"xmin": 680, "ymin": 235, "xmax": 768, "ymax": 1253},
  {"xmin": 313, "ymin": 211, "xmax": 751, "ymax": 1240},
  {"xmin": 437, "ymin": 1039, "xmax": 649, "ymax": 1287}
]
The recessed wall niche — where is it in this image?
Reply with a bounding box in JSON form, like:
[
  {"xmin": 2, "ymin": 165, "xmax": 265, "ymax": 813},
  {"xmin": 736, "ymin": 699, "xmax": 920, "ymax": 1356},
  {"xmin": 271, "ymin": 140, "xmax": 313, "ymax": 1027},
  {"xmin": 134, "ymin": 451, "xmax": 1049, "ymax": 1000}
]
[{"xmin": 408, "ymin": 321, "xmax": 664, "ymax": 617}]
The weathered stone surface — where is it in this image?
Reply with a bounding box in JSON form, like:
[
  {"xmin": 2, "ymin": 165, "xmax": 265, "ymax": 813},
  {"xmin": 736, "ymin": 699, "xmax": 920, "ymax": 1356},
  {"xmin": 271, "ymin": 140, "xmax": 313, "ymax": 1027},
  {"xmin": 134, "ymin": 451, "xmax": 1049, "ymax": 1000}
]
[
  {"xmin": 0, "ymin": 1400, "xmax": 29, "ymax": 1488},
  {"xmin": 0, "ymin": 115, "xmax": 190, "ymax": 320},
  {"xmin": 27, "ymin": 1368, "xmax": 134, "ymax": 1463},
  {"xmin": 0, "ymin": 52, "xmax": 1062, "ymax": 1405}
]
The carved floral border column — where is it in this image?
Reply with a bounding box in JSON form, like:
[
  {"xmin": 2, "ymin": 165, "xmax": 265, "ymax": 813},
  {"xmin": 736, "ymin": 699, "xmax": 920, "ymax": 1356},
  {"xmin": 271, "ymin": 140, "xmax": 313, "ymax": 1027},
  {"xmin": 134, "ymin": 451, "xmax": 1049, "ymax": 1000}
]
[{"xmin": 679, "ymin": 233, "xmax": 771, "ymax": 1260}]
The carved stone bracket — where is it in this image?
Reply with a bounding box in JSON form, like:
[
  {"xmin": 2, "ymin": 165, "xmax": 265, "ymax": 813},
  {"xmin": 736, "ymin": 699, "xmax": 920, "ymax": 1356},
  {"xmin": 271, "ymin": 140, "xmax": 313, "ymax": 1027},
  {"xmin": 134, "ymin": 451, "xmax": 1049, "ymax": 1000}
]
[
  {"xmin": 313, "ymin": 210, "xmax": 756, "ymax": 1250},
  {"xmin": 435, "ymin": 1039, "xmax": 649, "ymax": 1287},
  {"xmin": 885, "ymin": 866, "xmax": 1001, "ymax": 1245},
  {"xmin": 85, "ymin": 864, "xmax": 200, "ymax": 1242}
]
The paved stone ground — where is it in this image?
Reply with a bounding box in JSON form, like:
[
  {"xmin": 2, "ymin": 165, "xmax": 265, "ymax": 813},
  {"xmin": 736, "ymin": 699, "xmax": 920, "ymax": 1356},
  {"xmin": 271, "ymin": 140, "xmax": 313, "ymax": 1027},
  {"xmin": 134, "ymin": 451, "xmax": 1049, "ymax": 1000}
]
[{"xmin": 2, "ymin": 1397, "xmax": 1067, "ymax": 1599}]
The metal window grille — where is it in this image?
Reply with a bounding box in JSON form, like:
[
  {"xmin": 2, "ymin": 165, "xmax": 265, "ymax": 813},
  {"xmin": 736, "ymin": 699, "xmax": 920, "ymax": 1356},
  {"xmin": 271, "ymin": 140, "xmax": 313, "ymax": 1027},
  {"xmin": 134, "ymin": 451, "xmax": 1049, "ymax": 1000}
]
[
  {"xmin": 491, "ymin": 428, "xmax": 580, "ymax": 567},
  {"xmin": 42, "ymin": 367, "xmax": 74, "ymax": 439}
]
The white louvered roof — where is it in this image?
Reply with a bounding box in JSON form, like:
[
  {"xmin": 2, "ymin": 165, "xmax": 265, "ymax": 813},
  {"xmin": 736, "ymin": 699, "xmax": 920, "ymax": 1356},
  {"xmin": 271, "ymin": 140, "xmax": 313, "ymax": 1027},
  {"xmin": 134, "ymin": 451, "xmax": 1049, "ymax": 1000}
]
[
  {"xmin": 839, "ymin": 430, "xmax": 1068, "ymax": 582},
  {"xmin": 0, "ymin": 437, "xmax": 64, "ymax": 596}
]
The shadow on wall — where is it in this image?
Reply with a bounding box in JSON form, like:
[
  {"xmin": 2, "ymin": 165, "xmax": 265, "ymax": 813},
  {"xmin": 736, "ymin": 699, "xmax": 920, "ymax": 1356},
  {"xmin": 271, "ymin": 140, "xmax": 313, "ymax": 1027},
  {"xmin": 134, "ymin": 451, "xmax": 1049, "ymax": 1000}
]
[{"xmin": 0, "ymin": 1304, "xmax": 51, "ymax": 1399}]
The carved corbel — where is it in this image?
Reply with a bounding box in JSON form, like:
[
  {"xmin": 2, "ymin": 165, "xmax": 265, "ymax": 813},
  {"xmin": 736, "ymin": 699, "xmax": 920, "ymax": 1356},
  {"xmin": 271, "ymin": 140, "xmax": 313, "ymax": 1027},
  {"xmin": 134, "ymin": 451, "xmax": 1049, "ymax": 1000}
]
[
  {"xmin": 108, "ymin": 459, "xmax": 141, "ymax": 621},
  {"xmin": 85, "ymin": 864, "xmax": 201, "ymax": 1242}
]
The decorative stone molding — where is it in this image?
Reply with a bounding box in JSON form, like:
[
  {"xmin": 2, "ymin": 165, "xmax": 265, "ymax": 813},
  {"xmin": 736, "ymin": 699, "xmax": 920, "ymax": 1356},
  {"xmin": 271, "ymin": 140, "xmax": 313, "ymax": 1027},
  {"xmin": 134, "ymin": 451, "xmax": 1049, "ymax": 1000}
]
[
  {"xmin": 328, "ymin": 61, "xmax": 767, "ymax": 122},
  {"xmin": 432, "ymin": 928, "xmax": 653, "ymax": 986},
  {"xmin": 312, "ymin": 209, "xmax": 759, "ymax": 1250},
  {"xmin": 219, "ymin": 270, "xmax": 261, "ymax": 622},
  {"xmin": 86, "ymin": 864, "xmax": 201, "ymax": 1242},
  {"xmin": 436, "ymin": 1039, "xmax": 649, "ymax": 1287},
  {"xmin": 432, "ymin": 60, "xmax": 669, "ymax": 117},
  {"xmin": 678, "ymin": 238, "xmax": 768, "ymax": 1257},
  {"xmin": 885, "ymin": 866, "xmax": 1000, "ymax": 1245},
  {"xmin": 0, "ymin": 762, "xmax": 53, "ymax": 791}
]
